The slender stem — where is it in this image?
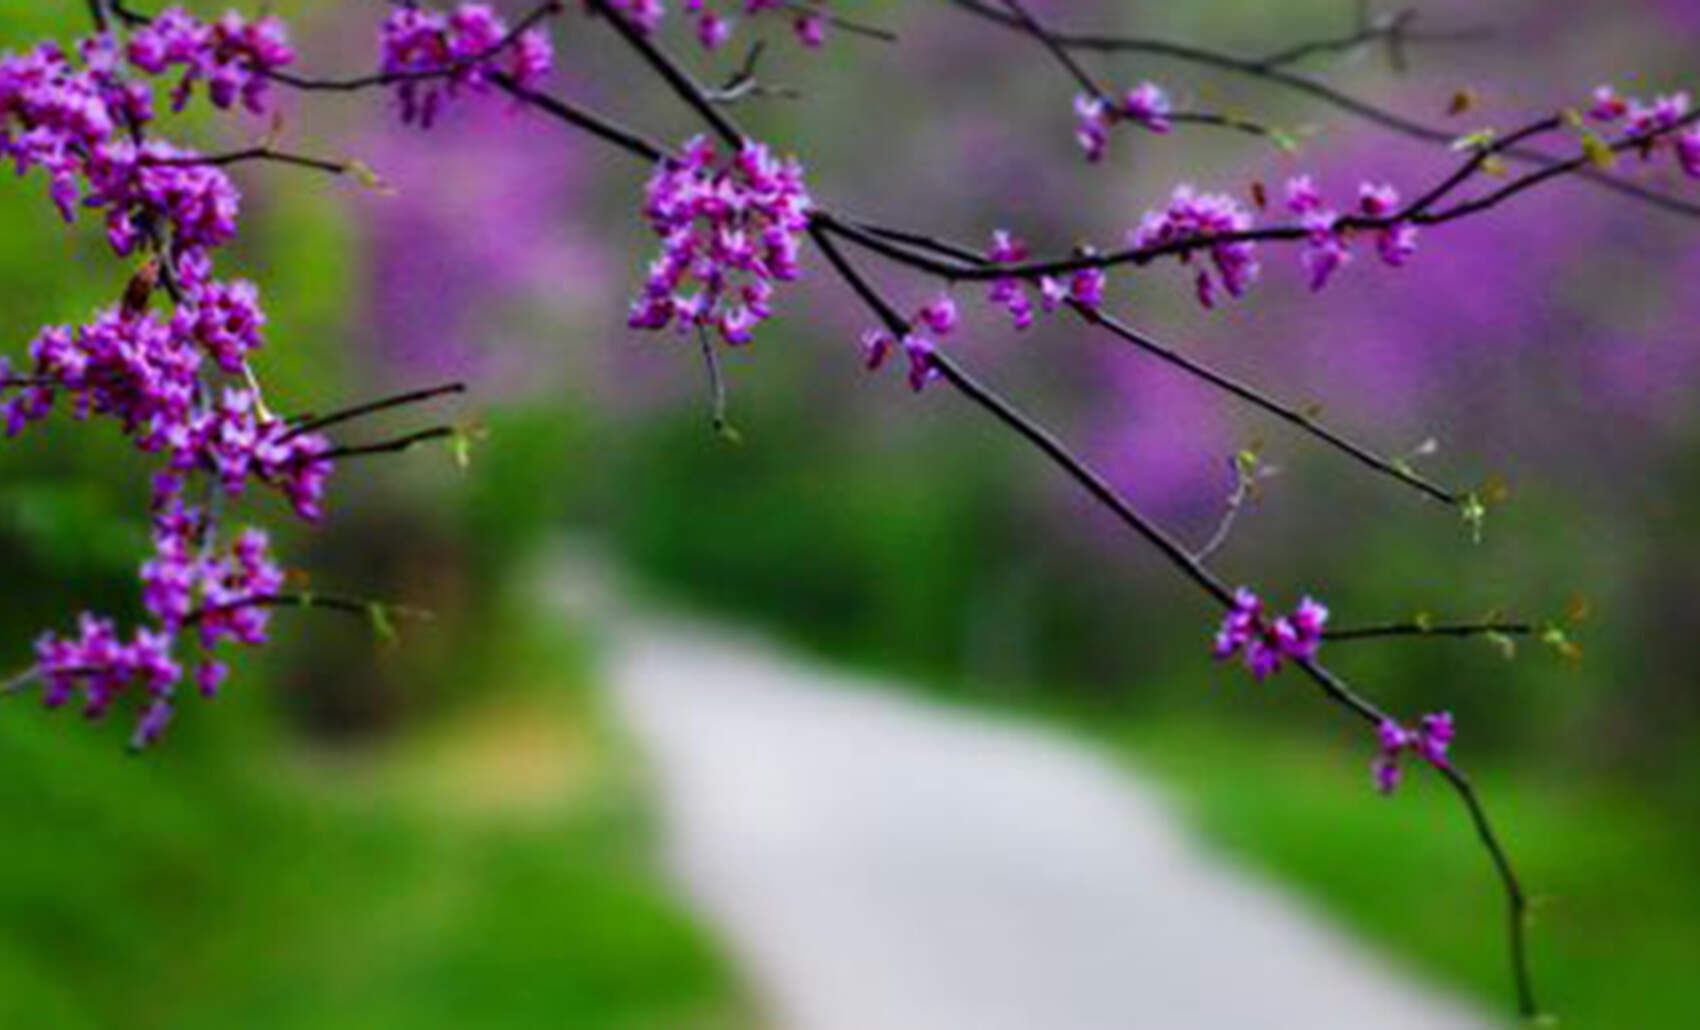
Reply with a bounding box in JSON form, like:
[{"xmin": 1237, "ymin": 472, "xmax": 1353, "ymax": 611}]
[
  {"xmin": 695, "ymin": 325, "xmax": 731, "ymax": 435},
  {"xmin": 1438, "ymin": 763, "xmax": 1538, "ymax": 1019},
  {"xmin": 1251, "ymin": 8, "xmax": 1491, "ymax": 71},
  {"xmin": 141, "ymin": 147, "xmax": 351, "ymax": 176},
  {"xmin": 584, "ymin": 0, "xmax": 747, "ymax": 149},
  {"xmin": 316, "ymin": 426, "xmax": 456, "ymax": 463},
  {"xmin": 282, "ymin": 382, "xmax": 466, "ymax": 441},
  {"xmin": 1193, "ymin": 461, "xmax": 1251, "ymax": 563},
  {"xmin": 1325, "ymin": 620, "xmax": 1535, "ymax": 642},
  {"xmin": 998, "ymin": 0, "xmax": 1106, "ymax": 99},
  {"xmin": 819, "ymin": 214, "xmax": 1462, "ymax": 506},
  {"xmin": 947, "ymin": 0, "xmax": 1700, "ymax": 220},
  {"xmin": 810, "ymin": 221, "xmax": 1237, "ymax": 608},
  {"xmin": 183, "ymin": 592, "xmax": 391, "ymax": 627},
  {"xmin": 1078, "ymin": 306, "xmax": 1461, "ymax": 505},
  {"xmin": 492, "ymin": 74, "xmax": 669, "ymax": 163}
]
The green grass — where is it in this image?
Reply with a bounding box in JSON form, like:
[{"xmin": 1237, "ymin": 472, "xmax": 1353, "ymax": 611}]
[
  {"xmin": 0, "ymin": 617, "xmax": 748, "ymax": 1030},
  {"xmin": 1081, "ymin": 716, "xmax": 1700, "ymax": 1028}
]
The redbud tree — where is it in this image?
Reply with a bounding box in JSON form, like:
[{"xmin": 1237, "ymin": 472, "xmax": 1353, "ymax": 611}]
[{"xmin": 7, "ymin": 0, "xmax": 1699, "ymax": 1019}]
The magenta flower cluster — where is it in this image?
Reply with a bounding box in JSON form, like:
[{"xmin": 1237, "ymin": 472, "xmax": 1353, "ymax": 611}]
[
  {"xmin": 126, "ymin": 6, "xmax": 295, "ymax": 114},
  {"xmin": 1587, "ymin": 85, "xmax": 1700, "ymax": 177},
  {"xmin": 380, "ymin": 2, "xmax": 555, "ymax": 127},
  {"xmin": 860, "ymin": 293, "xmax": 962, "ymax": 392},
  {"xmin": 1212, "ymin": 588, "xmax": 1329, "ymax": 681},
  {"xmin": 1373, "ymin": 712, "xmax": 1455, "ymax": 794},
  {"xmin": 0, "ymin": 14, "xmax": 337, "ymax": 749},
  {"xmin": 1133, "ymin": 185, "xmax": 1261, "ymax": 309},
  {"xmin": 628, "ymin": 135, "xmax": 812, "ymax": 346},
  {"xmin": 1074, "ymin": 82, "xmax": 1173, "ymax": 162},
  {"xmin": 609, "ymin": 1, "xmax": 831, "ymax": 51},
  {"xmin": 1285, "ymin": 175, "xmax": 1418, "ymax": 292},
  {"xmin": 978, "ymin": 229, "xmax": 1109, "ymax": 333}
]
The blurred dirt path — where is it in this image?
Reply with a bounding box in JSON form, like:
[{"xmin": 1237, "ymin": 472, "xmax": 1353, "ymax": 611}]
[{"xmin": 551, "ymin": 557, "xmax": 1489, "ymax": 1029}]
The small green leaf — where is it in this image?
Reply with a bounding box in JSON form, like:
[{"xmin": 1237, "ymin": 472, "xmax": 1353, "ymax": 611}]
[
  {"xmin": 1267, "ymin": 127, "xmax": 1300, "ymax": 154},
  {"xmin": 1451, "ymin": 127, "xmax": 1497, "ymax": 152},
  {"xmin": 1484, "ymin": 630, "xmax": 1517, "ymax": 661},
  {"xmin": 347, "ymin": 160, "xmax": 397, "ymax": 196},
  {"xmin": 1579, "ymin": 130, "xmax": 1617, "ymax": 169},
  {"xmin": 368, "ymin": 603, "xmax": 398, "ymax": 647},
  {"xmin": 1540, "ymin": 624, "xmax": 1584, "ymax": 664}
]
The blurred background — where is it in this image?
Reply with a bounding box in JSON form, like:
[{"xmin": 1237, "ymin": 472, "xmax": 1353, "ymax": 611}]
[{"xmin": 2, "ymin": 0, "xmax": 1698, "ymax": 1026}]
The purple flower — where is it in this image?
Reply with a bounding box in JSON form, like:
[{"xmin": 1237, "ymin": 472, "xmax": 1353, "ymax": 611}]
[
  {"xmin": 1588, "ymin": 84, "xmax": 1629, "ymax": 122},
  {"xmin": 794, "ymin": 13, "xmax": 827, "ymax": 48},
  {"xmin": 1074, "ymin": 94, "xmax": 1112, "ymax": 162},
  {"xmin": 1677, "ymin": 128, "xmax": 1700, "ymax": 178},
  {"xmin": 1211, "ymin": 588, "xmax": 1328, "ymax": 680},
  {"xmin": 916, "ymin": 294, "xmax": 959, "ymax": 336},
  {"xmin": 1122, "ymin": 82, "xmax": 1173, "ymax": 134},
  {"xmin": 697, "ymin": 13, "xmax": 734, "ymax": 49},
  {"xmin": 861, "ymin": 328, "xmax": 895, "ymax": 371},
  {"xmin": 379, "ymin": 3, "xmax": 554, "ymax": 126},
  {"xmin": 630, "ymin": 135, "xmax": 812, "ymax": 347},
  {"xmin": 1133, "ymin": 185, "xmax": 1260, "ymax": 309},
  {"xmin": 1372, "ymin": 712, "xmax": 1456, "ymax": 794},
  {"xmin": 125, "ymin": 7, "xmax": 295, "ymax": 115},
  {"xmin": 902, "ymin": 334, "xmax": 939, "ymax": 392}
]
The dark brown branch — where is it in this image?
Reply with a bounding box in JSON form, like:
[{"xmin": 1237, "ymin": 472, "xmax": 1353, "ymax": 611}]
[
  {"xmin": 1325, "ymin": 620, "xmax": 1535, "ymax": 641},
  {"xmin": 265, "ymin": 1, "xmax": 563, "ymax": 94},
  {"xmin": 947, "ymin": 0, "xmax": 1700, "ymax": 221},
  {"xmin": 316, "ymin": 426, "xmax": 457, "ymax": 463},
  {"xmin": 1250, "ymin": 8, "xmax": 1492, "ymax": 71},
  {"xmin": 585, "ymin": 0, "xmax": 747, "ymax": 149},
  {"xmin": 282, "ymin": 382, "xmax": 466, "ymax": 441},
  {"xmin": 818, "ymin": 214, "xmax": 1464, "ymax": 507},
  {"xmin": 1437, "ymin": 763, "xmax": 1537, "ymax": 1018},
  {"xmin": 491, "ymin": 74, "xmax": 669, "ymax": 163},
  {"xmin": 140, "ymin": 147, "xmax": 352, "ymax": 176}
]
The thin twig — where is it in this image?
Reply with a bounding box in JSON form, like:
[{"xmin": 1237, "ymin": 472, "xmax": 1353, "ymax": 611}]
[
  {"xmin": 282, "ymin": 382, "xmax": 466, "ymax": 441},
  {"xmin": 315, "ymin": 426, "xmax": 456, "ymax": 463},
  {"xmin": 1325, "ymin": 620, "xmax": 1535, "ymax": 641},
  {"xmin": 140, "ymin": 147, "xmax": 352, "ymax": 176},
  {"xmin": 947, "ymin": 0, "xmax": 1700, "ymax": 220}
]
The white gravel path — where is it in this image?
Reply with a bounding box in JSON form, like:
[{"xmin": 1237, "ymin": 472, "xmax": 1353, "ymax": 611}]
[{"xmin": 596, "ymin": 613, "xmax": 1493, "ymax": 1030}]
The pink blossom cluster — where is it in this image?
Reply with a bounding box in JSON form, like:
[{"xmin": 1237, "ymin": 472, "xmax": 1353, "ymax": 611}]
[
  {"xmin": 0, "ymin": 15, "xmax": 337, "ymax": 748},
  {"xmin": 981, "ymin": 230, "xmax": 1108, "ymax": 332},
  {"xmin": 860, "ymin": 294, "xmax": 962, "ymax": 392},
  {"xmin": 1286, "ymin": 175, "xmax": 1418, "ymax": 292},
  {"xmin": 35, "ymin": 615, "xmax": 181, "ymax": 750},
  {"xmin": 0, "ymin": 38, "xmax": 243, "ymax": 252},
  {"xmin": 607, "ymin": 1, "xmax": 831, "ymax": 50},
  {"xmin": 1132, "ymin": 185, "xmax": 1261, "ymax": 309},
  {"xmin": 1212, "ymin": 587, "xmax": 1329, "ymax": 681},
  {"xmin": 628, "ymin": 135, "xmax": 812, "ymax": 345},
  {"xmin": 1373, "ymin": 712, "xmax": 1455, "ymax": 794},
  {"xmin": 380, "ymin": 2, "xmax": 555, "ymax": 127},
  {"xmin": 140, "ymin": 490, "xmax": 283, "ymax": 648},
  {"xmin": 3, "ymin": 313, "xmax": 330, "ymax": 522},
  {"xmin": 1587, "ymin": 84, "xmax": 1700, "ymax": 177},
  {"xmin": 126, "ymin": 6, "xmax": 295, "ymax": 114},
  {"xmin": 1074, "ymin": 82, "xmax": 1173, "ymax": 162}
]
